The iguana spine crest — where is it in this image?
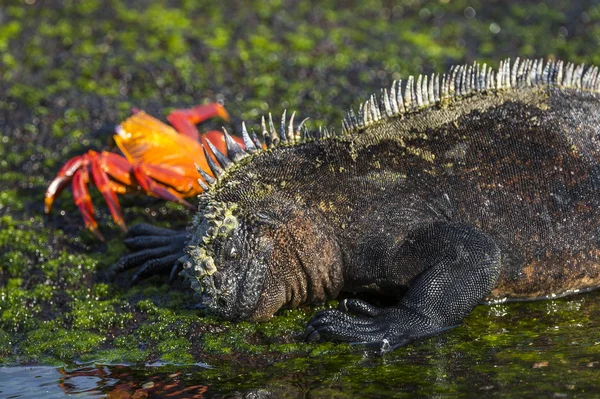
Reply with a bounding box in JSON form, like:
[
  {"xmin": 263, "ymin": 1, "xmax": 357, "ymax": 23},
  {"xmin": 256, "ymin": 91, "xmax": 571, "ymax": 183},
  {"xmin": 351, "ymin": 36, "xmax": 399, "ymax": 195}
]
[
  {"xmin": 197, "ymin": 59, "xmax": 600, "ymax": 188},
  {"xmin": 200, "ymin": 59, "xmax": 600, "ymax": 181},
  {"xmin": 342, "ymin": 58, "xmax": 600, "ymax": 134}
]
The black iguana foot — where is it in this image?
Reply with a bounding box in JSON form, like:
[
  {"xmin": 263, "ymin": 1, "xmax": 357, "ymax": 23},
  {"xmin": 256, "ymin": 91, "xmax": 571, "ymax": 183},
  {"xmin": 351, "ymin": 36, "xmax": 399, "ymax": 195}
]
[
  {"xmin": 109, "ymin": 223, "xmax": 187, "ymax": 282},
  {"xmin": 305, "ymin": 302, "xmax": 448, "ymax": 353}
]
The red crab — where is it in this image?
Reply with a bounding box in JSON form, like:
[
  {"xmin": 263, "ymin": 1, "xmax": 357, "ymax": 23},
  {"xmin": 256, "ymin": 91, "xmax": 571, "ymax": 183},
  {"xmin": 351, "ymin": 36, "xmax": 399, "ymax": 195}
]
[{"xmin": 45, "ymin": 103, "xmax": 244, "ymax": 240}]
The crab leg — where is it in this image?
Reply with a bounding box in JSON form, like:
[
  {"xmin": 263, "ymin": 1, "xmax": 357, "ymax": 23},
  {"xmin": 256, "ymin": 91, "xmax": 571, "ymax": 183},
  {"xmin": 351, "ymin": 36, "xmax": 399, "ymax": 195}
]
[
  {"xmin": 137, "ymin": 163, "xmax": 203, "ymax": 195},
  {"xmin": 132, "ymin": 164, "xmax": 195, "ymax": 210},
  {"xmin": 45, "ymin": 154, "xmax": 86, "ymax": 213},
  {"xmin": 97, "ymin": 151, "xmax": 134, "ymax": 186},
  {"xmin": 108, "ymin": 180, "xmax": 129, "ymax": 195},
  {"xmin": 167, "ymin": 104, "xmax": 230, "ymax": 141},
  {"xmin": 90, "ymin": 157, "xmax": 127, "ymax": 232},
  {"xmin": 72, "ymin": 168, "xmax": 104, "ymax": 241}
]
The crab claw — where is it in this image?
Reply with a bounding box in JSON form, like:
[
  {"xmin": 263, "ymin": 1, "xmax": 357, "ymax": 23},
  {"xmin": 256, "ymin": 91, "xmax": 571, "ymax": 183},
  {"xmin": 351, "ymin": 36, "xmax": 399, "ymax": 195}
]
[
  {"xmin": 45, "ymin": 155, "xmax": 85, "ymax": 213},
  {"xmin": 132, "ymin": 164, "xmax": 195, "ymax": 210}
]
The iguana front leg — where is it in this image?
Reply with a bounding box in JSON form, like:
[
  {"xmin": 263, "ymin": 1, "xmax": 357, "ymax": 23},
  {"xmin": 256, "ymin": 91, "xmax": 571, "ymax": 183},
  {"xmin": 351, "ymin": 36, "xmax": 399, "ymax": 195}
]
[
  {"xmin": 305, "ymin": 222, "xmax": 501, "ymax": 352},
  {"xmin": 109, "ymin": 223, "xmax": 187, "ymax": 282}
]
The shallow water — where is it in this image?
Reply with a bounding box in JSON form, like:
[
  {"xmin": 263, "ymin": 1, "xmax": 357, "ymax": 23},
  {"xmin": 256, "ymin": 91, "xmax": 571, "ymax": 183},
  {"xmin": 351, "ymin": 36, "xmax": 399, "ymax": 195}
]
[
  {"xmin": 2, "ymin": 292, "xmax": 600, "ymax": 398},
  {"xmin": 0, "ymin": 365, "xmax": 210, "ymax": 398}
]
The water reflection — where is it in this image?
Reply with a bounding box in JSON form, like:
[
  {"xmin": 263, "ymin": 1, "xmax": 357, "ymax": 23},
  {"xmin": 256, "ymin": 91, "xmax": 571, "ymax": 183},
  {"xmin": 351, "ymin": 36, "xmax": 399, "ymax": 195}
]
[
  {"xmin": 0, "ymin": 365, "xmax": 211, "ymax": 399},
  {"xmin": 0, "ymin": 367, "xmax": 82, "ymax": 399}
]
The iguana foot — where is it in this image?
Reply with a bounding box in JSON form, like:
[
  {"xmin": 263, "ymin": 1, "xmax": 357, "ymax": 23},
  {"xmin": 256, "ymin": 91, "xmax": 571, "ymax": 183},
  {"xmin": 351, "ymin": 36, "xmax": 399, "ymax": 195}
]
[
  {"xmin": 305, "ymin": 302, "xmax": 447, "ymax": 353},
  {"xmin": 109, "ymin": 223, "xmax": 187, "ymax": 282}
]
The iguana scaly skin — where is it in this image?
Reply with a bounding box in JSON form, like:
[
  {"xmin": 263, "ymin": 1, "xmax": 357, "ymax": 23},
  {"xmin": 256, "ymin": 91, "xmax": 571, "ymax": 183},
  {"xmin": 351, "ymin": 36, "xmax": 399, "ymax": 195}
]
[{"xmin": 114, "ymin": 59, "xmax": 600, "ymax": 352}]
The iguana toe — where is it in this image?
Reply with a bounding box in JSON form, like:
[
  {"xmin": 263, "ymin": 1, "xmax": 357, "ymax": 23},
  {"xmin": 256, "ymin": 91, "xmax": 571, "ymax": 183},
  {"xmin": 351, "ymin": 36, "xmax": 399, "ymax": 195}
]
[
  {"xmin": 305, "ymin": 308, "xmax": 388, "ymax": 344},
  {"xmin": 339, "ymin": 298, "xmax": 382, "ymax": 317}
]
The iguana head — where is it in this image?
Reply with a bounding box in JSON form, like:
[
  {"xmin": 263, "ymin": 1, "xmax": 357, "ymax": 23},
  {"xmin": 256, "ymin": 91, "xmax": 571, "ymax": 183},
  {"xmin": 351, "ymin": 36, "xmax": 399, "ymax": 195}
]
[
  {"xmin": 178, "ymin": 201, "xmax": 273, "ymax": 321},
  {"xmin": 179, "ymin": 195, "xmax": 344, "ymax": 321},
  {"xmin": 178, "ymin": 115, "xmax": 344, "ymax": 320}
]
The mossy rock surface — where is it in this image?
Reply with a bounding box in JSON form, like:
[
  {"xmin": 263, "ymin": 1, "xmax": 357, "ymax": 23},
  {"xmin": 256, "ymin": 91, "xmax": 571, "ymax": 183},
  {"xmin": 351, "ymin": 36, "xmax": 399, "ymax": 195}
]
[{"xmin": 1, "ymin": 0, "xmax": 600, "ymax": 396}]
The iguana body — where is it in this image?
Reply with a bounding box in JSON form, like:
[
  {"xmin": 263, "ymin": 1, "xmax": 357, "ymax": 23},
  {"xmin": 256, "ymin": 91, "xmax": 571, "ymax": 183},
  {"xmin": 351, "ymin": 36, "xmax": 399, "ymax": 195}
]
[{"xmin": 115, "ymin": 59, "xmax": 600, "ymax": 351}]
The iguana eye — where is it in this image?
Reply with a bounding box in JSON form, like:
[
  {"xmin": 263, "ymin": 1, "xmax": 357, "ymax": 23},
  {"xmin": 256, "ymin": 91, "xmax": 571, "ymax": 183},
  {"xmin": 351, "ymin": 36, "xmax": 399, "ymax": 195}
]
[{"xmin": 228, "ymin": 245, "xmax": 239, "ymax": 260}]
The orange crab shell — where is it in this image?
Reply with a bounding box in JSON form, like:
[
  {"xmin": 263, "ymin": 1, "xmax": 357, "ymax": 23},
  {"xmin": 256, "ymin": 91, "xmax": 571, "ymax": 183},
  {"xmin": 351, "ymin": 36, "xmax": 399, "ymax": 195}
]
[
  {"xmin": 45, "ymin": 103, "xmax": 244, "ymax": 240},
  {"xmin": 115, "ymin": 109, "xmax": 236, "ymax": 182}
]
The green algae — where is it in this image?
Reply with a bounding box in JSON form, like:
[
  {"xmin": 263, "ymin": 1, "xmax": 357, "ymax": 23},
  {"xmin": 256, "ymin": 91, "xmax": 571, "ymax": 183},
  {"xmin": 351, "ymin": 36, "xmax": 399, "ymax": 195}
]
[
  {"xmin": 0, "ymin": 0, "xmax": 600, "ymax": 396},
  {"xmin": 71, "ymin": 299, "xmax": 133, "ymax": 332},
  {"xmin": 21, "ymin": 321, "xmax": 106, "ymax": 365}
]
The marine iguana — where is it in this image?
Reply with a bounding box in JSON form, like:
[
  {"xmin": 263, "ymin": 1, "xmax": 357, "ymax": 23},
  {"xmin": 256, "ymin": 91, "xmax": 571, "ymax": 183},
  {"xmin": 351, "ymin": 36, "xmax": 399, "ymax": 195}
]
[{"xmin": 113, "ymin": 59, "xmax": 600, "ymax": 352}]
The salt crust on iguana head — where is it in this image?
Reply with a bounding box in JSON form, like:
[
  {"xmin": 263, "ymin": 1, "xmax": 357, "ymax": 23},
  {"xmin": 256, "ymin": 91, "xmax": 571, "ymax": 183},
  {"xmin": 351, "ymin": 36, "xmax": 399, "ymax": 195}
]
[{"xmin": 177, "ymin": 58, "xmax": 600, "ymax": 320}]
